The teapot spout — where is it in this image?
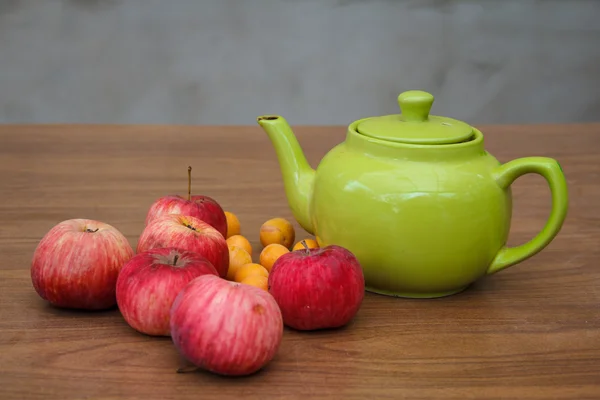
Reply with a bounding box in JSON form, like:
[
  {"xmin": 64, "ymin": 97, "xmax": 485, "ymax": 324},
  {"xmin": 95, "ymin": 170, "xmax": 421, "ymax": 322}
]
[{"xmin": 257, "ymin": 115, "xmax": 315, "ymax": 234}]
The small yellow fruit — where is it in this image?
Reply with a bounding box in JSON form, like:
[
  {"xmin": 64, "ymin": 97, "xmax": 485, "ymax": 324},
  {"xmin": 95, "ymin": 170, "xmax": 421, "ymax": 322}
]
[
  {"xmin": 224, "ymin": 211, "xmax": 241, "ymax": 238},
  {"xmin": 234, "ymin": 263, "xmax": 269, "ymax": 283},
  {"xmin": 292, "ymin": 239, "xmax": 319, "ymax": 251},
  {"xmin": 259, "ymin": 217, "xmax": 295, "ymax": 249},
  {"xmin": 226, "ymin": 245, "xmax": 252, "ymax": 281},
  {"xmin": 260, "ymin": 243, "xmax": 290, "ymax": 273},
  {"xmin": 226, "ymin": 234, "xmax": 252, "ymax": 255},
  {"xmin": 240, "ymin": 275, "xmax": 269, "ymax": 291}
]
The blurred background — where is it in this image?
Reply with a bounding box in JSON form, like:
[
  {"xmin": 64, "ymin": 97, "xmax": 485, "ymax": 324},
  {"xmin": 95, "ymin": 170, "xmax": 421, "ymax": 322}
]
[{"xmin": 0, "ymin": 0, "xmax": 599, "ymax": 126}]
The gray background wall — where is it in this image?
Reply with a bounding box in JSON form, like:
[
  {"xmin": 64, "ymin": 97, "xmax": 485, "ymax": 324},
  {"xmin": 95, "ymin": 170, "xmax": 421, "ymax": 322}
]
[{"xmin": 1, "ymin": 0, "xmax": 599, "ymax": 126}]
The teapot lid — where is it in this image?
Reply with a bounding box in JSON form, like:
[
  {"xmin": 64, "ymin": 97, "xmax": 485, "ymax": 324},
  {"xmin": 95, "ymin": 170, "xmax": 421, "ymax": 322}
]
[{"xmin": 356, "ymin": 90, "xmax": 474, "ymax": 145}]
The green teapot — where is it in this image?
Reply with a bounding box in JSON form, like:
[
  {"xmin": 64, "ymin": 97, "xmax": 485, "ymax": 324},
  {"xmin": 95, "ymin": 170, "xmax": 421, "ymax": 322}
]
[{"xmin": 257, "ymin": 90, "xmax": 568, "ymax": 298}]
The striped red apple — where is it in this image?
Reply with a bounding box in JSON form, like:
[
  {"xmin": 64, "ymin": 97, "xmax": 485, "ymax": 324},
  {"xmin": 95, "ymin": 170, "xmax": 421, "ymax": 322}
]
[
  {"xmin": 31, "ymin": 218, "xmax": 134, "ymax": 310},
  {"xmin": 137, "ymin": 214, "xmax": 229, "ymax": 278},
  {"xmin": 170, "ymin": 274, "xmax": 283, "ymax": 376},
  {"xmin": 116, "ymin": 247, "xmax": 218, "ymax": 336}
]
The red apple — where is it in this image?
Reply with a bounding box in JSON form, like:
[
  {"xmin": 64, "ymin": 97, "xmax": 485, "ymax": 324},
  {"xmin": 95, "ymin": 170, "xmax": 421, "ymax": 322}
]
[
  {"xmin": 116, "ymin": 247, "xmax": 218, "ymax": 336},
  {"xmin": 170, "ymin": 274, "xmax": 283, "ymax": 376},
  {"xmin": 31, "ymin": 218, "xmax": 134, "ymax": 310},
  {"xmin": 268, "ymin": 244, "xmax": 365, "ymax": 330},
  {"xmin": 145, "ymin": 167, "xmax": 227, "ymax": 237},
  {"xmin": 137, "ymin": 214, "xmax": 229, "ymax": 278}
]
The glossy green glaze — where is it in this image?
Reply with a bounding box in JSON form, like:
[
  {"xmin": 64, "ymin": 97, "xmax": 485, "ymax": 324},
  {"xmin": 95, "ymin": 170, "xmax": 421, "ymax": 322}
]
[{"xmin": 257, "ymin": 91, "xmax": 569, "ymax": 298}]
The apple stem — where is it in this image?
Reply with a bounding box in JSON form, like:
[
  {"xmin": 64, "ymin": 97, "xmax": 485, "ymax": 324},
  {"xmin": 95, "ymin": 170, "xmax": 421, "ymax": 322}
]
[
  {"xmin": 85, "ymin": 228, "xmax": 99, "ymax": 233},
  {"xmin": 173, "ymin": 255, "xmax": 179, "ymax": 265},
  {"xmin": 188, "ymin": 166, "xmax": 192, "ymax": 201},
  {"xmin": 185, "ymin": 224, "xmax": 197, "ymax": 232},
  {"xmin": 301, "ymin": 240, "xmax": 310, "ymax": 254},
  {"xmin": 176, "ymin": 365, "xmax": 199, "ymax": 374}
]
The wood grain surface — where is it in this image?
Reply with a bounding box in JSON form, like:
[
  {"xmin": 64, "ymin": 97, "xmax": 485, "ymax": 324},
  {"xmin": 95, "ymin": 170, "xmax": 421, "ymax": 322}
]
[{"xmin": 0, "ymin": 124, "xmax": 599, "ymax": 399}]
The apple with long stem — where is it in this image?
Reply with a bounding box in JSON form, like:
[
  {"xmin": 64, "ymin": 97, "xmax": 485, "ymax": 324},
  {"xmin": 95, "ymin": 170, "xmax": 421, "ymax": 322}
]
[{"xmin": 145, "ymin": 166, "xmax": 227, "ymax": 237}]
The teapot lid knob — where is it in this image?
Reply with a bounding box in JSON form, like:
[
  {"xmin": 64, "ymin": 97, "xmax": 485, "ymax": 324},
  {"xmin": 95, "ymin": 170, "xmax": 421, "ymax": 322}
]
[{"xmin": 397, "ymin": 90, "xmax": 434, "ymax": 122}]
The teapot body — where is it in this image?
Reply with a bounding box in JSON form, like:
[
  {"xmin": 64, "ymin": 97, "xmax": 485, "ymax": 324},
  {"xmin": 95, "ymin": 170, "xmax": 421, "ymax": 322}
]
[
  {"xmin": 309, "ymin": 125, "xmax": 511, "ymax": 297},
  {"xmin": 257, "ymin": 90, "xmax": 568, "ymax": 299}
]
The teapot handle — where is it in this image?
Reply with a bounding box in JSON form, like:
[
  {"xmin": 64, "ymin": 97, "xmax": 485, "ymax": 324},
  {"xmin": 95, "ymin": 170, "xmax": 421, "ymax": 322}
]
[{"xmin": 487, "ymin": 157, "xmax": 568, "ymax": 274}]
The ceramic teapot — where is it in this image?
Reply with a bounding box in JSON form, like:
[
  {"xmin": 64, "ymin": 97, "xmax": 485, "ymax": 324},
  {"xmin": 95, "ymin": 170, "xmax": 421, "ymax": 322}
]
[{"xmin": 257, "ymin": 90, "xmax": 568, "ymax": 298}]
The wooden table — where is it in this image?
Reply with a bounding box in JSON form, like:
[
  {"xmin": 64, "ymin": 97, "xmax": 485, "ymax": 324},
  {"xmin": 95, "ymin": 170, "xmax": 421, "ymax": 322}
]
[{"xmin": 1, "ymin": 124, "xmax": 599, "ymax": 399}]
